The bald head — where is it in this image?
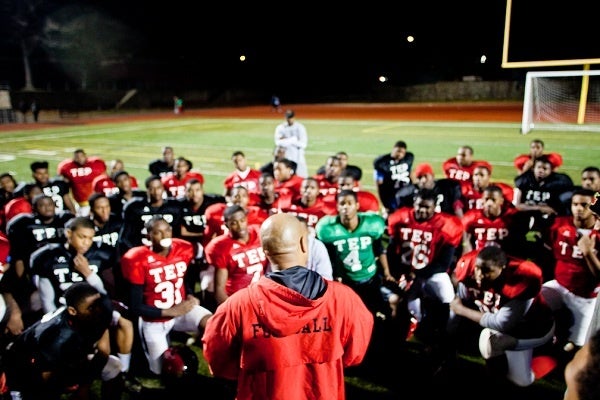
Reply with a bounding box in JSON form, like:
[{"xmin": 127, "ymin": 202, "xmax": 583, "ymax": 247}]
[{"xmin": 260, "ymin": 213, "xmax": 308, "ymax": 270}]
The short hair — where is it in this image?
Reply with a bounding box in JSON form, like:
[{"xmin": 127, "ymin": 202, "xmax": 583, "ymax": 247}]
[
  {"xmin": 111, "ymin": 170, "xmax": 130, "ymax": 182},
  {"xmin": 88, "ymin": 192, "xmax": 109, "ymax": 209},
  {"xmin": 22, "ymin": 183, "xmax": 39, "ymax": 197},
  {"xmin": 339, "ymin": 170, "xmax": 356, "ymax": 180},
  {"xmin": 185, "ymin": 178, "xmax": 202, "ymax": 187},
  {"xmin": 582, "ymin": 166, "xmax": 600, "ymax": 175},
  {"xmin": 0, "ymin": 172, "xmax": 16, "ymax": 185},
  {"xmin": 64, "ymin": 282, "xmax": 100, "ymax": 308},
  {"xmin": 483, "ymin": 185, "xmax": 503, "ymax": 198},
  {"xmin": 223, "ymin": 204, "xmax": 246, "ymax": 221},
  {"xmin": 276, "ymin": 158, "xmax": 297, "ymax": 172},
  {"xmin": 30, "ymin": 160, "xmax": 49, "ymax": 172},
  {"xmin": 572, "ymin": 188, "xmax": 596, "ymax": 199},
  {"xmin": 65, "ymin": 216, "xmax": 95, "ymax": 231},
  {"xmin": 32, "ymin": 193, "xmax": 53, "ymax": 208},
  {"xmin": 460, "ymin": 145, "xmax": 474, "ymax": 155},
  {"xmin": 260, "ymin": 171, "xmax": 274, "ymax": 180},
  {"xmin": 534, "ymin": 155, "xmax": 553, "ymax": 168},
  {"xmin": 145, "ymin": 175, "xmax": 162, "ymax": 189},
  {"xmin": 393, "ymin": 140, "xmax": 407, "ymax": 149},
  {"xmin": 531, "ymin": 139, "xmax": 545, "ymax": 147},
  {"xmin": 337, "ymin": 189, "xmax": 357, "ymax": 202},
  {"xmin": 231, "ymin": 151, "xmax": 245, "ymax": 158},
  {"xmin": 176, "ymin": 157, "xmax": 192, "ymax": 170},
  {"xmin": 415, "ymin": 188, "xmax": 437, "ymax": 203},
  {"xmin": 476, "ymin": 246, "xmax": 507, "ymax": 271},
  {"xmin": 144, "ymin": 215, "xmax": 170, "ymax": 231}
]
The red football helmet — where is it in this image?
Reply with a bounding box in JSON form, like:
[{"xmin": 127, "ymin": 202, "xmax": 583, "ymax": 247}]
[{"xmin": 161, "ymin": 345, "xmax": 199, "ymax": 379}]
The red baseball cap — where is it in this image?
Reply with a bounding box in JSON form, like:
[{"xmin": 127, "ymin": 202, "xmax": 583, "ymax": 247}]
[{"xmin": 414, "ymin": 163, "xmax": 434, "ymax": 178}]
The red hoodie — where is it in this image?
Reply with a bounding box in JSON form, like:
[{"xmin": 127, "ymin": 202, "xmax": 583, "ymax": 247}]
[{"xmin": 202, "ymin": 273, "xmax": 373, "ymax": 400}]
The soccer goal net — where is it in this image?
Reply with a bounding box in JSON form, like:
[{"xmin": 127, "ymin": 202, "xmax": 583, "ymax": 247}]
[{"xmin": 521, "ymin": 69, "xmax": 600, "ymax": 134}]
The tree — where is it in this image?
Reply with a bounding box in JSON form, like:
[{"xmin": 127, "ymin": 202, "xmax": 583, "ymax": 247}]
[{"xmin": 0, "ymin": 0, "xmax": 141, "ymax": 91}]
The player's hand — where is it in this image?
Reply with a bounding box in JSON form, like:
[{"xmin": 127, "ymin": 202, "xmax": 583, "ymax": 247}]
[
  {"xmin": 73, "ymin": 253, "xmax": 92, "ymax": 276},
  {"xmin": 6, "ymin": 313, "xmax": 24, "ymax": 336},
  {"xmin": 185, "ymin": 294, "xmax": 200, "ymax": 306},
  {"xmin": 449, "ymin": 296, "xmax": 463, "ymax": 314},
  {"xmin": 170, "ymin": 296, "xmax": 199, "ymax": 316},
  {"xmin": 578, "ymin": 234, "xmax": 596, "ymax": 256}
]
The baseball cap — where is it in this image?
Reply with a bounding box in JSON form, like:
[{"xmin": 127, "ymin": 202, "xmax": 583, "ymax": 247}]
[
  {"xmin": 414, "ymin": 163, "xmax": 434, "ymax": 178},
  {"xmin": 589, "ymin": 192, "xmax": 600, "ymax": 215},
  {"xmin": 285, "ymin": 109, "xmax": 295, "ymax": 119}
]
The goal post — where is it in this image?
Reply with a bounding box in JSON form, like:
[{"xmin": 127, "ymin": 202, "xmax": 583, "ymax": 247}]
[{"xmin": 521, "ymin": 69, "xmax": 600, "ymax": 134}]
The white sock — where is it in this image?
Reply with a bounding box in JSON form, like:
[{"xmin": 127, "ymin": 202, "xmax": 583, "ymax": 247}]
[{"xmin": 118, "ymin": 353, "xmax": 131, "ymax": 373}]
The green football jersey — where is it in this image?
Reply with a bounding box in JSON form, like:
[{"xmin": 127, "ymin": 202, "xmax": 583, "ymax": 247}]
[{"xmin": 315, "ymin": 212, "xmax": 386, "ymax": 283}]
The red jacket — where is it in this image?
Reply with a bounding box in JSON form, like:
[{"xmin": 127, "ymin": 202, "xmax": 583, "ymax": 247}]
[{"xmin": 202, "ymin": 274, "xmax": 373, "ymax": 400}]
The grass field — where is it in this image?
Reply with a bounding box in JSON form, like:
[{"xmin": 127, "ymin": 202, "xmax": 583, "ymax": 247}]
[
  {"xmin": 2, "ymin": 113, "xmax": 600, "ymax": 196},
  {"xmin": 2, "ymin": 107, "xmax": 594, "ymax": 399}
]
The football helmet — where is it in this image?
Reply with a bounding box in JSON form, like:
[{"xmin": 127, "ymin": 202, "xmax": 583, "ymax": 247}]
[{"xmin": 162, "ymin": 345, "xmax": 199, "ymax": 379}]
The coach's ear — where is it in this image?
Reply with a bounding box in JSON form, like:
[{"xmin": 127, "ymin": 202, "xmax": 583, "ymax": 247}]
[{"xmin": 300, "ymin": 232, "xmax": 308, "ymax": 254}]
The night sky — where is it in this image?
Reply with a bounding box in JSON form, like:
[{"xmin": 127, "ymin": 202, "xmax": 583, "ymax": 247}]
[{"xmin": 0, "ymin": 0, "xmax": 597, "ymax": 93}]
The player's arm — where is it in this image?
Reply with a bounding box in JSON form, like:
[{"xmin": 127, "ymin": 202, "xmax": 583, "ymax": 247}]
[
  {"xmin": 373, "ymin": 238, "xmax": 395, "ymax": 283},
  {"xmin": 37, "ymin": 276, "xmax": 58, "ymax": 313},
  {"xmin": 462, "ymin": 230, "xmax": 473, "ymax": 254},
  {"xmin": 2, "ymin": 292, "xmax": 24, "ymax": 335},
  {"xmin": 72, "ymin": 253, "xmax": 107, "ymax": 295},
  {"xmin": 129, "ymin": 284, "xmax": 198, "ymax": 319},
  {"xmin": 214, "ymin": 267, "xmax": 229, "ymax": 305},
  {"xmin": 578, "ymin": 234, "xmax": 600, "ymax": 278},
  {"xmin": 62, "ymin": 193, "xmax": 77, "ymax": 215}
]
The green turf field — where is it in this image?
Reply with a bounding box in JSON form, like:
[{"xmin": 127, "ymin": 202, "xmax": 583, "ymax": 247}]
[{"xmin": 2, "ymin": 117, "xmax": 599, "ymax": 195}]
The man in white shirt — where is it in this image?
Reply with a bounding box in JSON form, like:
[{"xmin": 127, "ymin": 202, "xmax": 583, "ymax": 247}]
[{"xmin": 274, "ymin": 109, "xmax": 308, "ymax": 178}]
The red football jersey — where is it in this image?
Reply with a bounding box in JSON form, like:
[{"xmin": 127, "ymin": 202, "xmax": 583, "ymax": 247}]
[
  {"xmin": 277, "ymin": 195, "xmax": 332, "ymax": 230},
  {"xmin": 462, "ymin": 206, "xmax": 520, "ymax": 250},
  {"xmin": 223, "ymin": 168, "xmax": 261, "ymax": 195},
  {"xmin": 57, "ymin": 156, "xmax": 106, "ymax": 203},
  {"xmin": 120, "ymin": 238, "xmax": 195, "ymax": 322},
  {"xmin": 387, "ymin": 207, "xmax": 463, "ymax": 274},
  {"xmin": 162, "ymin": 171, "xmax": 205, "ymax": 199},
  {"xmin": 204, "ymin": 225, "xmax": 268, "ymax": 296},
  {"xmin": 454, "ymin": 250, "xmax": 544, "ymax": 304},
  {"xmin": 204, "ymin": 203, "xmax": 268, "ymax": 242},
  {"xmin": 442, "ymin": 157, "xmax": 493, "ymax": 186},
  {"xmin": 274, "ymin": 175, "xmax": 304, "ymax": 199},
  {"xmin": 312, "ymin": 173, "xmax": 339, "ymax": 197},
  {"xmin": 514, "ymin": 152, "xmax": 563, "ymax": 171},
  {"xmin": 548, "ymin": 216, "xmax": 600, "ymax": 298},
  {"xmin": 461, "ymin": 181, "xmax": 515, "ymax": 211},
  {"xmin": 92, "ymin": 174, "xmax": 139, "ymax": 196}
]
